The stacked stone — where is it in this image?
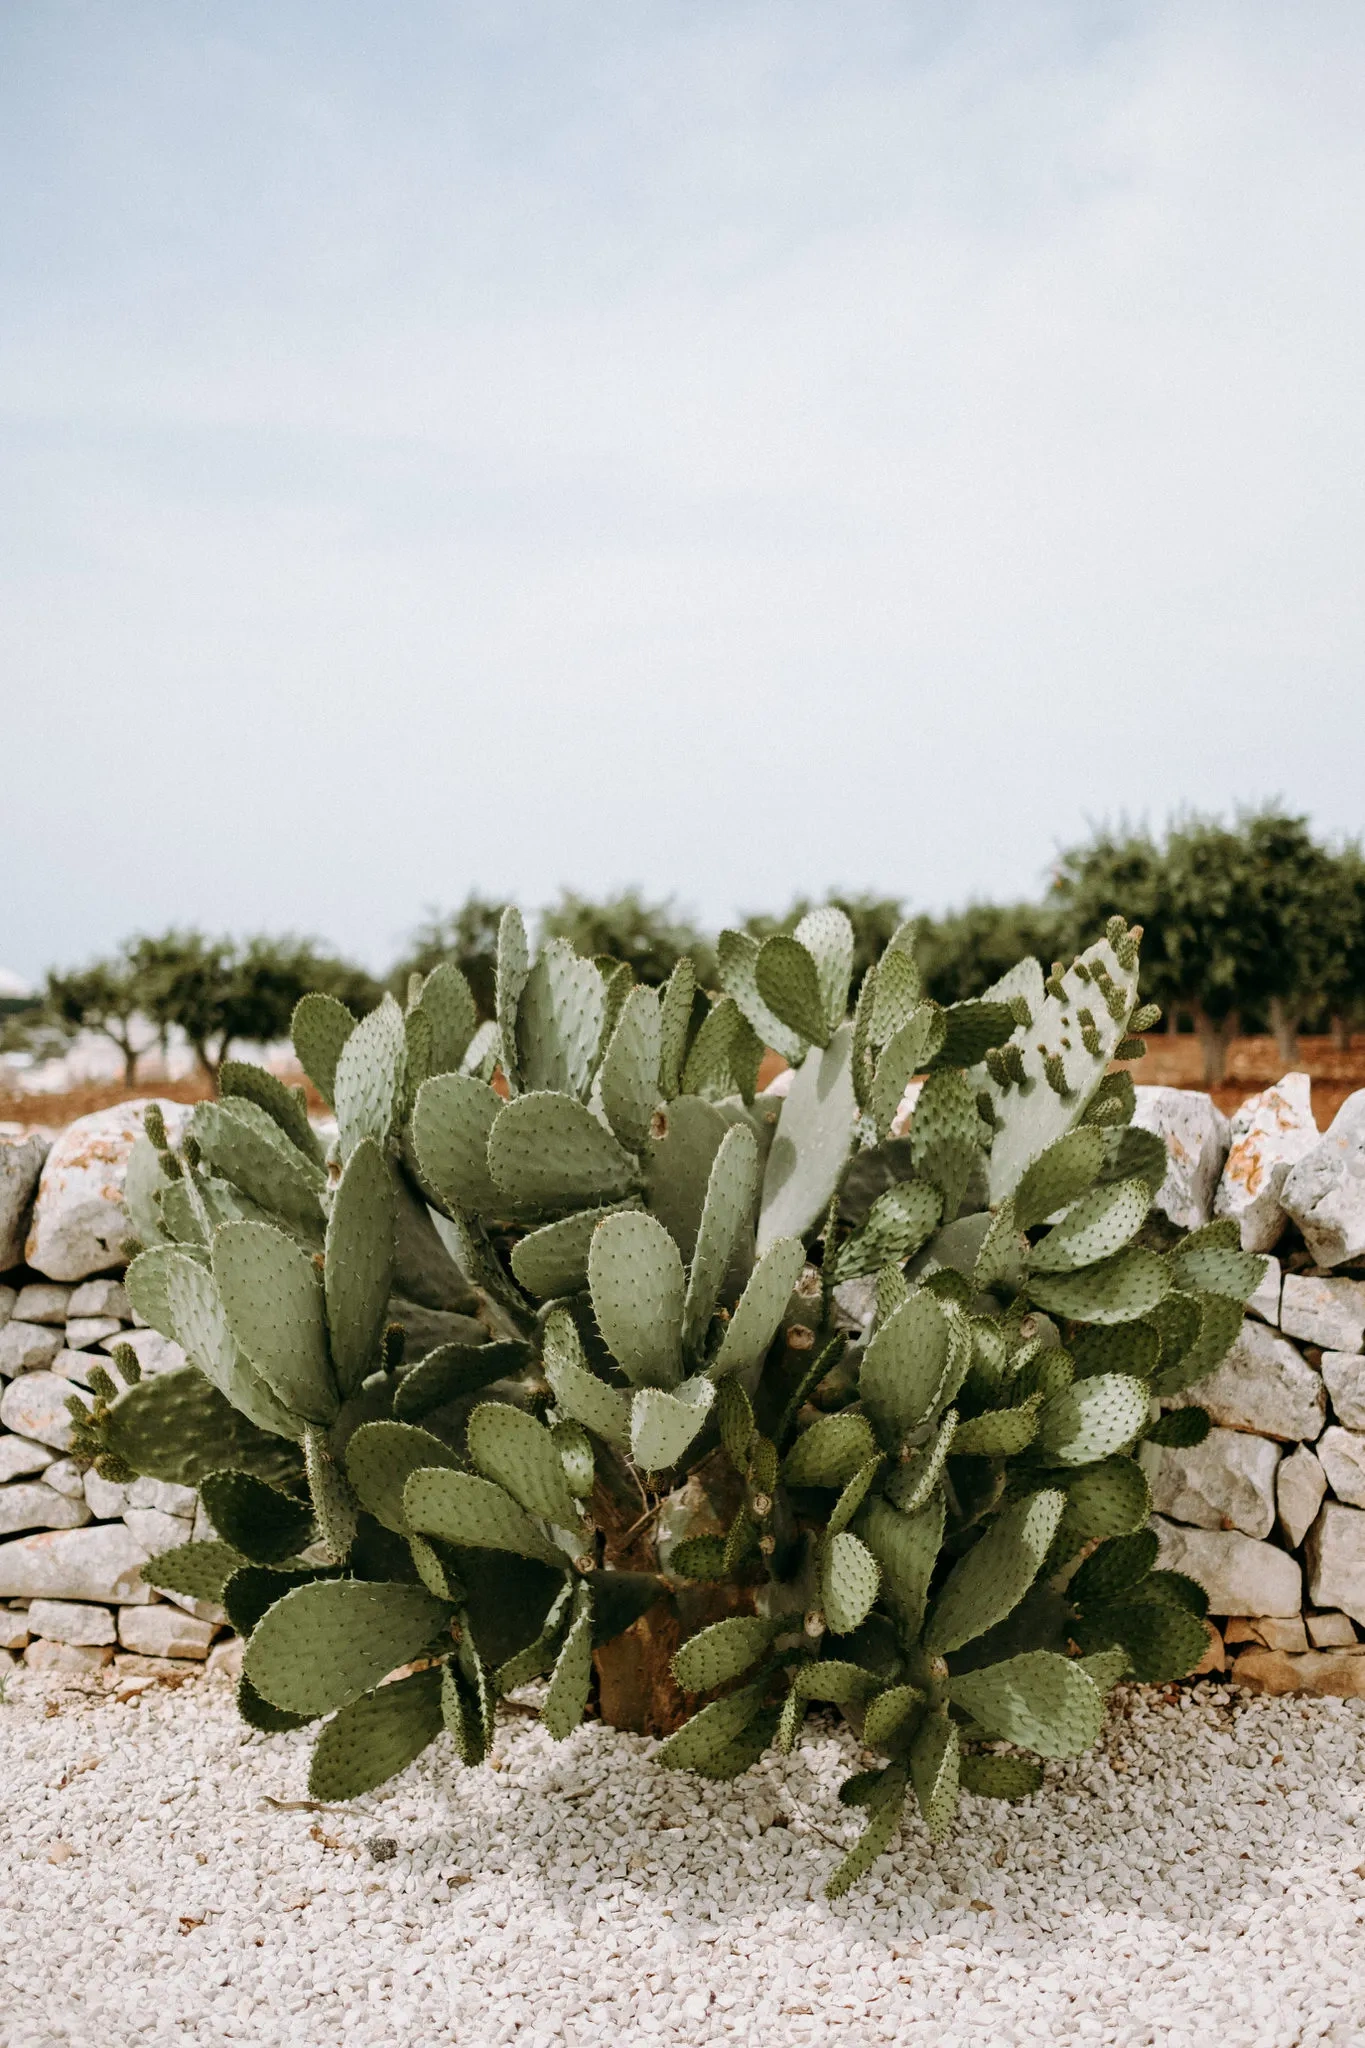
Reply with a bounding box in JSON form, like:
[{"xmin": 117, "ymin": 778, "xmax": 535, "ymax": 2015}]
[
  {"xmin": 0, "ymin": 1102, "xmax": 231, "ymax": 1684},
  {"xmin": 1135, "ymin": 1076, "xmax": 1365, "ymax": 1698}
]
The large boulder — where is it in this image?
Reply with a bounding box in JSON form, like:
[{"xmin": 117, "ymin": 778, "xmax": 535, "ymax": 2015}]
[
  {"xmin": 1151, "ymin": 1516, "xmax": 1302, "ymax": 1616},
  {"xmin": 1131, "ymin": 1087, "xmax": 1229, "ymax": 1229},
  {"xmin": 0, "ymin": 1132, "xmax": 50, "ymax": 1272},
  {"xmin": 1213, "ymin": 1074, "xmax": 1319, "ymax": 1252},
  {"xmin": 1281, "ymin": 1090, "xmax": 1365, "ymax": 1269},
  {"xmin": 1167, "ymin": 1317, "xmax": 1325, "ymax": 1442},
  {"xmin": 1305, "ymin": 1502, "xmax": 1365, "ymax": 1626},
  {"xmin": 1140, "ymin": 1426, "xmax": 1279, "ymax": 1539},
  {"xmin": 25, "ymin": 1099, "xmax": 190, "ymax": 1281},
  {"xmin": 0, "ymin": 1522, "xmax": 154, "ymax": 1602}
]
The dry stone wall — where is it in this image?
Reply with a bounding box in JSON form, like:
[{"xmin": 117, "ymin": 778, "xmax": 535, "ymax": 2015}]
[
  {"xmin": 1135, "ymin": 1076, "xmax": 1365, "ymax": 1698},
  {"xmin": 4, "ymin": 1074, "xmax": 1365, "ymax": 1697},
  {"xmin": 0, "ymin": 1102, "xmax": 234, "ymax": 1685}
]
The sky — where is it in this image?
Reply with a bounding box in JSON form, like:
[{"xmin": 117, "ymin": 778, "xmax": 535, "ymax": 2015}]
[{"xmin": 3, "ymin": 1, "xmax": 1364, "ymax": 985}]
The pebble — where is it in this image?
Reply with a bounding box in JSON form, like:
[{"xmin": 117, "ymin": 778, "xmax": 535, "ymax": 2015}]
[{"xmin": 2, "ymin": 1675, "xmax": 1365, "ymax": 2046}]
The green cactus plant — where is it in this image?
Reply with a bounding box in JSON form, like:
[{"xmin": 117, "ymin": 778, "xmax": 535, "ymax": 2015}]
[{"xmin": 86, "ymin": 906, "xmax": 1255, "ymax": 1897}]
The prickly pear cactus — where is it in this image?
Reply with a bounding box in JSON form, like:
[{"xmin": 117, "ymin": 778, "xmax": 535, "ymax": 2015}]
[{"xmin": 78, "ymin": 906, "xmax": 1257, "ymax": 1896}]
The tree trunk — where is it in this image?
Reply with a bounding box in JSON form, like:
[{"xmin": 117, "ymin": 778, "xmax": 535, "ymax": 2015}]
[
  {"xmin": 121, "ymin": 1040, "xmax": 139, "ymax": 1084},
  {"xmin": 1267, "ymin": 995, "xmax": 1299, "ymax": 1069},
  {"xmin": 1332, "ymin": 1014, "xmax": 1353, "ymax": 1052},
  {"xmin": 1195, "ymin": 1008, "xmax": 1237, "ymax": 1088}
]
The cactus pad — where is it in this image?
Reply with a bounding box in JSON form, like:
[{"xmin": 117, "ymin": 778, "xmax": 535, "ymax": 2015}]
[
  {"xmin": 949, "ymin": 1650, "xmax": 1105, "ymax": 1757},
  {"xmin": 291, "ymin": 991, "xmax": 357, "ymax": 1107},
  {"xmin": 333, "ymin": 995, "xmax": 407, "ymax": 1160},
  {"xmin": 213, "ymin": 1220, "xmax": 338, "ymax": 1425},
  {"xmin": 345, "ymin": 1421, "xmax": 463, "ymax": 1532},
  {"xmin": 682, "ymin": 1123, "xmax": 759, "ymax": 1354},
  {"xmin": 672, "ymin": 1614, "xmax": 777, "ymax": 1693},
  {"xmin": 630, "ymin": 1377, "xmax": 714, "ymax": 1471},
  {"xmin": 820, "ymin": 1531, "xmax": 880, "ymax": 1634},
  {"xmin": 403, "ymin": 1467, "xmax": 569, "ymax": 1565},
  {"xmin": 245, "ymin": 1579, "xmax": 451, "ymax": 1716},
  {"xmin": 1028, "ymin": 1246, "xmax": 1170, "ymax": 1325},
  {"xmin": 588, "ymin": 1210, "xmax": 686, "ymax": 1387},
  {"xmin": 308, "ymin": 1667, "xmax": 444, "ymax": 1800},
  {"xmin": 1029, "ymin": 1178, "xmax": 1150, "ymax": 1273},
  {"xmin": 1036, "ymin": 1373, "xmax": 1149, "ymax": 1465},
  {"xmin": 466, "ymin": 1403, "xmax": 582, "ymax": 1527},
  {"xmin": 325, "ymin": 1137, "xmax": 396, "ymax": 1396},
  {"xmin": 782, "ymin": 1411, "xmax": 879, "ymax": 1491},
  {"xmin": 709, "ymin": 1234, "xmax": 804, "ymax": 1379},
  {"xmin": 488, "ymin": 1092, "xmax": 637, "ymax": 1210},
  {"xmin": 924, "ymin": 1489, "xmax": 1064, "ymax": 1654}
]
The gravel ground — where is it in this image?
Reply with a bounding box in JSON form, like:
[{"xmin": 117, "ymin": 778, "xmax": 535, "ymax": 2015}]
[{"xmin": 3, "ymin": 1669, "xmax": 1365, "ymax": 2047}]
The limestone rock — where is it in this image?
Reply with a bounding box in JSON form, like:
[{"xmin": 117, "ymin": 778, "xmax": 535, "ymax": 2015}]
[
  {"xmin": 1168, "ymin": 1318, "xmax": 1325, "ymax": 1442},
  {"xmin": 1190, "ymin": 1621, "xmax": 1225, "ymax": 1674},
  {"xmin": 1247, "ymin": 1255, "xmax": 1282, "ymax": 1327},
  {"xmin": 1214, "ymin": 1074, "xmax": 1320, "ymax": 1252},
  {"xmin": 0, "ymin": 1608, "xmax": 29, "ymax": 1650},
  {"xmin": 1131, "ymin": 1087, "xmax": 1230, "ymax": 1229},
  {"xmin": 117, "ymin": 1605, "xmax": 216, "ymax": 1660},
  {"xmin": 0, "ymin": 1321, "xmax": 63, "ymax": 1377},
  {"xmin": 126, "ymin": 1476, "xmax": 198, "ymax": 1518},
  {"xmin": 0, "ymin": 1283, "xmax": 13, "ymax": 1325},
  {"xmin": 1276, "ymin": 1445, "xmax": 1328, "ymax": 1548},
  {"xmin": 1317, "ymin": 1426, "xmax": 1365, "ymax": 1509},
  {"xmin": 159, "ymin": 1586, "xmax": 226, "ymax": 1624},
  {"xmin": 1322, "ymin": 1351, "xmax": 1365, "ymax": 1431},
  {"xmin": 206, "ymin": 1635, "xmax": 244, "ymax": 1680},
  {"xmin": 1250, "ymin": 1616, "xmax": 1310, "ymax": 1652},
  {"xmin": 1140, "ymin": 1426, "xmax": 1279, "ymax": 1539},
  {"xmin": 1231, "ymin": 1646, "xmax": 1365, "ymax": 1698},
  {"xmin": 0, "ymin": 1523, "xmax": 153, "ymax": 1602},
  {"xmin": 1307, "ymin": 1611, "xmax": 1358, "ymax": 1647},
  {"xmin": 51, "ymin": 1348, "xmax": 101, "ymax": 1389},
  {"xmin": 1305, "ymin": 1502, "xmax": 1365, "ymax": 1625},
  {"xmin": 0, "ymin": 1371, "xmax": 93, "ymax": 1452},
  {"xmin": 25, "ymin": 1638, "xmax": 113, "ymax": 1674},
  {"xmin": 1279, "ymin": 1274, "xmax": 1365, "ymax": 1353},
  {"xmin": 123, "ymin": 1506, "xmax": 192, "ymax": 1553},
  {"xmin": 14, "ymin": 1283, "xmax": 73, "ymax": 1325},
  {"xmin": 25, "ymin": 1099, "xmax": 191, "ymax": 1282},
  {"xmin": 67, "ymin": 1279, "xmax": 130, "ymax": 1319},
  {"xmin": 0, "ymin": 1133, "xmax": 49, "ymax": 1270},
  {"xmin": 0, "ymin": 1484, "xmax": 91, "ymax": 1535},
  {"xmin": 40, "ymin": 1457, "xmax": 86, "ymax": 1499},
  {"xmin": 0, "ymin": 1434, "xmax": 55, "ymax": 1483},
  {"xmin": 100, "ymin": 1325, "xmax": 186, "ymax": 1377},
  {"xmin": 1281, "ymin": 1090, "xmax": 1365, "ymax": 1268},
  {"xmin": 26, "ymin": 1598, "xmax": 117, "ymax": 1645},
  {"xmin": 83, "ymin": 1469, "xmax": 129, "ymax": 1518},
  {"xmin": 1150, "ymin": 1515, "xmax": 1301, "ymax": 1616},
  {"xmin": 64, "ymin": 1316, "xmax": 123, "ymax": 1351}
]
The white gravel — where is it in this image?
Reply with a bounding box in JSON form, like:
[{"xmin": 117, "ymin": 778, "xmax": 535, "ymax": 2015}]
[{"xmin": 3, "ymin": 1669, "xmax": 1365, "ymax": 2046}]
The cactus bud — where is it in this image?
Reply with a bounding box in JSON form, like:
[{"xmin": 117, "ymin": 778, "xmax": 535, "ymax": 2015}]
[
  {"xmin": 1072, "ymin": 960, "xmax": 1092, "ymax": 983},
  {"xmin": 786, "ymin": 1325, "xmax": 815, "ymax": 1351},
  {"xmin": 120, "ymin": 1236, "xmax": 145, "ymax": 1262},
  {"xmin": 650, "ymin": 1109, "xmax": 669, "ymax": 1141},
  {"xmin": 1130, "ymin": 1001, "xmax": 1161, "ymax": 1032},
  {"xmin": 1105, "ymin": 914, "xmax": 1126, "ymax": 949},
  {"xmin": 1042, "ymin": 1052, "xmax": 1070, "ymax": 1097},
  {"xmin": 1114, "ymin": 1037, "xmax": 1146, "ymax": 1062},
  {"xmin": 87, "ymin": 1365, "xmax": 116, "ymax": 1402},
  {"xmin": 1008, "ymin": 994, "xmax": 1033, "ymax": 1026},
  {"xmin": 110, "ymin": 1342, "xmax": 141, "ymax": 1382},
  {"xmin": 407, "ymin": 971, "xmax": 424, "ymax": 1012},
  {"xmin": 182, "ymin": 1133, "xmax": 202, "ymax": 1170},
  {"xmin": 1044, "ymin": 965, "xmax": 1066, "ymax": 1001},
  {"xmin": 803, "ymin": 1610, "xmax": 826, "ymax": 1638},
  {"xmin": 143, "ymin": 1104, "xmax": 168, "ymax": 1151},
  {"xmin": 758, "ymin": 1533, "xmax": 776, "ymax": 1556},
  {"xmin": 750, "ymin": 1492, "xmax": 773, "ymax": 1520}
]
